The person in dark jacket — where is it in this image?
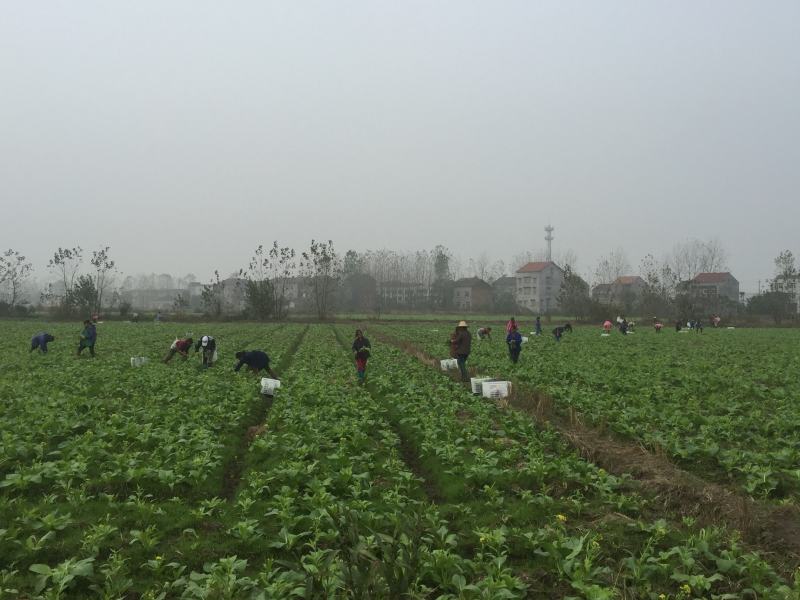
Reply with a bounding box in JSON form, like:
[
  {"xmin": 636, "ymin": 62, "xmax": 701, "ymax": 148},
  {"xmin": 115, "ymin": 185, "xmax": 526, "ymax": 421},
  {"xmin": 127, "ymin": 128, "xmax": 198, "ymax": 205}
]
[
  {"xmin": 352, "ymin": 329, "xmax": 372, "ymax": 383},
  {"xmin": 164, "ymin": 337, "xmax": 193, "ymax": 363},
  {"xmin": 452, "ymin": 321, "xmax": 472, "ymax": 381},
  {"xmin": 30, "ymin": 332, "xmax": 55, "ymax": 353},
  {"xmin": 77, "ymin": 320, "xmax": 97, "ymax": 356},
  {"xmin": 476, "ymin": 327, "xmax": 492, "ymax": 340},
  {"xmin": 552, "ymin": 323, "xmax": 573, "ymax": 342},
  {"xmin": 234, "ymin": 350, "xmax": 278, "ymax": 378},
  {"xmin": 194, "ymin": 335, "xmax": 217, "ymax": 367},
  {"xmin": 535, "ymin": 316, "xmax": 542, "ymax": 336},
  {"xmin": 506, "ymin": 325, "xmax": 523, "ymax": 363}
]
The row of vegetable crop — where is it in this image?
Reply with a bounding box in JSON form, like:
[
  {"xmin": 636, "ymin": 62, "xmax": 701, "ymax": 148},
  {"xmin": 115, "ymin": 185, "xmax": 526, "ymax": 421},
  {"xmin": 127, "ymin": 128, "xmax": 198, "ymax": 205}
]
[
  {"xmin": 356, "ymin": 325, "xmax": 795, "ymax": 598},
  {"xmin": 0, "ymin": 321, "xmax": 305, "ymax": 598},
  {"xmin": 377, "ymin": 324, "xmax": 800, "ymax": 501}
]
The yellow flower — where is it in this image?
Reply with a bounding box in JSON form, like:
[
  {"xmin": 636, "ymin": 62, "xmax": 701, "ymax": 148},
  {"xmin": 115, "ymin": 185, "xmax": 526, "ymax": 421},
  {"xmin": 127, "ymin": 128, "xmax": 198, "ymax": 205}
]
[
  {"xmin": 681, "ymin": 583, "xmax": 691, "ymax": 594},
  {"xmin": 556, "ymin": 514, "xmax": 567, "ymax": 523}
]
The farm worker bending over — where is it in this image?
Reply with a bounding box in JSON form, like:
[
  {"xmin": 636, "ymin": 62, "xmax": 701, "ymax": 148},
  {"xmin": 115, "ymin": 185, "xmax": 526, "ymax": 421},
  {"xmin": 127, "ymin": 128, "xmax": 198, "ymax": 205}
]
[
  {"xmin": 506, "ymin": 325, "xmax": 523, "ymax": 363},
  {"xmin": 352, "ymin": 329, "xmax": 372, "ymax": 383},
  {"xmin": 654, "ymin": 321, "xmax": 663, "ymax": 333},
  {"xmin": 477, "ymin": 327, "xmax": 492, "ymax": 340},
  {"xmin": 77, "ymin": 320, "xmax": 97, "ymax": 356},
  {"xmin": 30, "ymin": 332, "xmax": 55, "ymax": 353},
  {"xmin": 603, "ymin": 320, "xmax": 612, "ymax": 334},
  {"xmin": 453, "ymin": 321, "xmax": 472, "ymax": 381},
  {"xmin": 535, "ymin": 316, "xmax": 542, "ymax": 336},
  {"xmin": 164, "ymin": 337, "xmax": 193, "ymax": 363},
  {"xmin": 505, "ymin": 317, "xmax": 517, "ymax": 334},
  {"xmin": 234, "ymin": 350, "xmax": 278, "ymax": 378},
  {"xmin": 195, "ymin": 335, "xmax": 217, "ymax": 367},
  {"xmin": 552, "ymin": 323, "xmax": 573, "ymax": 342}
]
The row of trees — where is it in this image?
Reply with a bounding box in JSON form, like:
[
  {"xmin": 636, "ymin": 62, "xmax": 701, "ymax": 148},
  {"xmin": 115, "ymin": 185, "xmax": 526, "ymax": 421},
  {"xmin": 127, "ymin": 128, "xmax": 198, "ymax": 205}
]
[{"xmin": 43, "ymin": 246, "xmax": 117, "ymax": 316}]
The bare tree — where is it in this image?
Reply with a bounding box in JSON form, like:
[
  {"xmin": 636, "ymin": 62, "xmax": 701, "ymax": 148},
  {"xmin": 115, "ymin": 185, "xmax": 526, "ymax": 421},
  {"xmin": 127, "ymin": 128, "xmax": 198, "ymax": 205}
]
[
  {"xmin": 774, "ymin": 249, "xmax": 797, "ymax": 280},
  {"xmin": 669, "ymin": 238, "xmax": 729, "ymax": 282},
  {"xmin": 300, "ymin": 240, "xmax": 340, "ymax": 319},
  {"xmin": 201, "ymin": 270, "xmax": 223, "ymax": 317},
  {"xmin": 593, "ymin": 248, "xmax": 631, "ymax": 285},
  {"xmin": 0, "ymin": 249, "xmax": 33, "ymax": 307},
  {"xmin": 90, "ymin": 246, "xmax": 116, "ymax": 313},
  {"xmin": 47, "ymin": 246, "xmax": 83, "ymax": 308},
  {"xmin": 468, "ymin": 252, "xmax": 505, "ymax": 282}
]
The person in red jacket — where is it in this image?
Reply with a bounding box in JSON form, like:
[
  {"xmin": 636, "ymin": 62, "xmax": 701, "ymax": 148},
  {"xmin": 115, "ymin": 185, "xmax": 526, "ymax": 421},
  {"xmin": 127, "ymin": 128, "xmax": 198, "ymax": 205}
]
[{"xmin": 163, "ymin": 337, "xmax": 193, "ymax": 363}]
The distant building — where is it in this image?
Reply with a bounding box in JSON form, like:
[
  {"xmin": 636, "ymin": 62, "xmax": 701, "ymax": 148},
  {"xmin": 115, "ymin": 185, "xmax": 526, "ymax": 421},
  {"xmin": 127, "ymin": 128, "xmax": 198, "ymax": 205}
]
[
  {"xmin": 339, "ymin": 274, "xmax": 378, "ymax": 312},
  {"xmin": 515, "ymin": 261, "xmax": 564, "ymax": 314},
  {"xmin": 121, "ymin": 288, "xmax": 192, "ymax": 311},
  {"xmin": 452, "ymin": 277, "xmax": 492, "ymax": 312},
  {"xmin": 378, "ymin": 281, "xmax": 429, "ymax": 308},
  {"xmin": 591, "ymin": 283, "xmax": 613, "ymax": 305},
  {"xmin": 592, "ymin": 275, "xmax": 646, "ymax": 307},
  {"xmin": 770, "ymin": 275, "xmax": 800, "ymax": 314},
  {"xmin": 491, "ymin": 276, "xmax": 517, "ymax": 310},
  {"xmin": 683, "ymin": 272, "xmax": 740, "ymax": 303},
  {"xmin": 219, "ymin": 277, "xmax": 247, "ymax": 313}
]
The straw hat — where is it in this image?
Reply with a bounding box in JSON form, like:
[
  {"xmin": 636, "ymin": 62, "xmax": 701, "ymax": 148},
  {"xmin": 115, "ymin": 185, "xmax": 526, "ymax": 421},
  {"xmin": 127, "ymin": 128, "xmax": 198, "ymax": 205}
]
[{"xmin": 458, "ymin": 320, "xmax": 468, "ymax": 327}]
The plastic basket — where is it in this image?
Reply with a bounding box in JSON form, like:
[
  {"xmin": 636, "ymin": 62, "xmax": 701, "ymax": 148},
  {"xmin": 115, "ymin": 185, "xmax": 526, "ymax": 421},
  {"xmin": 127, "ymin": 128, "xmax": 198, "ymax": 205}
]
[
  {"xmin": 130, "ymin": 357, "xmax": 149, "ymax": 367},
  {"xmin": 260, "ymin": 378, "xmax": 281, "ymax": 396},
  {"xmin": 482, "ymin": 381, "xmax": 511, "ymax": 399},
  {"xmin": 521, "ymin": 336, "xmax": 529, "ymax": 343},
  {"xmin": 470, "ymin": 377, "xmax": 491, "ymax": 395},
  {"xmin": 440, "ymin": 358, "xmax": 458, "ymax": 371}
]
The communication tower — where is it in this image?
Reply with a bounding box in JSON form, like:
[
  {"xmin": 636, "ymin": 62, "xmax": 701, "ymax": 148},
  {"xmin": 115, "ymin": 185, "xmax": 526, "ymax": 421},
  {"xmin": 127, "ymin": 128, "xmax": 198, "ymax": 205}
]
[{"xmin": 544, "ymin": 225, "xmax": 554, "ymax": 262}]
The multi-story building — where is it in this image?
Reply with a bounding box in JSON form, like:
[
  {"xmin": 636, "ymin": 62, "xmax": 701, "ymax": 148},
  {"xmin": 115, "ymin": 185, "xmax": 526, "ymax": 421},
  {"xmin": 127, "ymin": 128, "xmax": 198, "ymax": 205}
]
[
  {"xmin": 378, "ymin": 281, "xmax": 429, "ymax": 308},
  {"xmin": 592, "ymin": 275, "xmax": 646, "ymax": 306},
  {"xmin": 452, "ymin": 277, "xmax": 492, "ymax": 311},
  {"xmin": 684, "ymin": 272, "xmax": 740, "ymax": 303},
  {"xmin": 515, "ymin": 262, "xmax": 564, "ymax": 314},
  {"xmin": 771, "ymin": 275, "xmax": 800, "ymax": 314}
]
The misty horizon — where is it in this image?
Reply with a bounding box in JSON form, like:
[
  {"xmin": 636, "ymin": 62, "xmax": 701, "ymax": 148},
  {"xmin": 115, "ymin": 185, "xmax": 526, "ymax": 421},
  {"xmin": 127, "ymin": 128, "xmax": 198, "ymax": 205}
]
[{"xmin": 2, "ymin": 2, "xmax": 798, "ymax": 295}]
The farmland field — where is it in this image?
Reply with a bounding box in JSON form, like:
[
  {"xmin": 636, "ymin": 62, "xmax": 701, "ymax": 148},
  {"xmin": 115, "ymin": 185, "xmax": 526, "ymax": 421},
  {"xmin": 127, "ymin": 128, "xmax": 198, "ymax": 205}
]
[
  {"xmin": 0, "ymin": 320, "xmax": 798, "ymax": 598},
  {"xmin": 376, "ymin": 323, "xmax": 800, "ymax": 501}
]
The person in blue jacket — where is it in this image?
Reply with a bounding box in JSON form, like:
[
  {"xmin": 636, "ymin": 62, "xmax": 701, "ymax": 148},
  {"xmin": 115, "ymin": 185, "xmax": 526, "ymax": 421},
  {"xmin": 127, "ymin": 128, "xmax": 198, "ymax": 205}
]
[
  {"xmin": 506, "ymin": 325, "xmax": 523, "ymax": 363},
  {"xmin": 77, "ymin": 320, "xmax": 97, "ymax": 356},
  {"xmin": 234, "ymin": 350, "xmax": 278, "ymax": 378},
  {"xmin": 30, "ymin": 332, "xmax": 55, "ymax": 353}
]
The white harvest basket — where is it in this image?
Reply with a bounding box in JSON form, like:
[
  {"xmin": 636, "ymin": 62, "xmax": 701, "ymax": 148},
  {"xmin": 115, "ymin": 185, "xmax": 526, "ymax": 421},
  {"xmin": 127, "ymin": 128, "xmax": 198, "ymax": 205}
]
[
  {"xmin": 482, "ymin": 381, "xmax": 511, "ymax": 399},
  {"xmin": 521, "ymin": 336, "xmax": 529, "ymax": 344},
  {"xmin": 440, "ymin": 358, "xmax": 458, "ymax": 371},
  {"xmin": 470, "ymin": 377, "xmax": 491, "ymax": 395},
  {"xmin": 260, "ymin": 378, "xmax": 281, "ymax": 396},
  {"xmin": 130, "ymin": 357, "xmax": 149, "ymax": 367}
]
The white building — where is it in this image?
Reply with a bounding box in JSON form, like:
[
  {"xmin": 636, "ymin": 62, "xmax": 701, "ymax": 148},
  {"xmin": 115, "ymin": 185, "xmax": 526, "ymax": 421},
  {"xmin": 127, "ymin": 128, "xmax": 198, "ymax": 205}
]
[{"xmin": 515, "ymin": 261, "xmax": 564, "ymax": 314}]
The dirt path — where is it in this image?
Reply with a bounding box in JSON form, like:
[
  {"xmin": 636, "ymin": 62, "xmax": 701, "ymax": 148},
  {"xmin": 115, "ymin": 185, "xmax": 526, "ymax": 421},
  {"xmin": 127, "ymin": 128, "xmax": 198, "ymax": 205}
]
[
  {"xmin": 372, "ymin": 329, "xmax": 800, "ymax": 576},
  {"xmin": 220, "ymin": 326, "xmax": 308, "ymax": 501}
]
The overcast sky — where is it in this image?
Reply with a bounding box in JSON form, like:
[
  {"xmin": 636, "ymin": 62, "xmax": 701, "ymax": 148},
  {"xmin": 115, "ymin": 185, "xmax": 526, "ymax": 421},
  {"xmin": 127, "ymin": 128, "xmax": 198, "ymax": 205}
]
[{"xmin": 2, "ymin": 1, "xmax": 798, "ymax": 292}]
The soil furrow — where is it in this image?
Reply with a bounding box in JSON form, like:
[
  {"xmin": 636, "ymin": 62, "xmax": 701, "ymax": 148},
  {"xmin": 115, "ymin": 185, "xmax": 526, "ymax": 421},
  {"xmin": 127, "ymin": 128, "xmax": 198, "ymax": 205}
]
[{"xmin": 220, "ymin": 325, "xmax": 308, "ymax": 501}]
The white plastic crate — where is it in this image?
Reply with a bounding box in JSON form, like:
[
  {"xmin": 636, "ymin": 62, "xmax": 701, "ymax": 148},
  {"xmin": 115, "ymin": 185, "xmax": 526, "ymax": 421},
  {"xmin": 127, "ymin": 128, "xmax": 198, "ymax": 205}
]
[
  {"xmin": 440, "ymin": 358, "xmax": 458, "ymax": 371},
  {"xmin": 470, "ymin": 377, "xmax": 491, "ymax": 395},
  {"xmin": 260, "ymin": 378, "xmax": 281, "ymax": 396},
  {"xmin": 521, "ymin": 336, "xmax": 529, "ymax": 343},
  {"xmin": 482, "ymin": 381, "xmax": 511, "ymax": 399},
  {"xmin": 130, "ymin": 357, "xmax": 149, "ymax": 367}
]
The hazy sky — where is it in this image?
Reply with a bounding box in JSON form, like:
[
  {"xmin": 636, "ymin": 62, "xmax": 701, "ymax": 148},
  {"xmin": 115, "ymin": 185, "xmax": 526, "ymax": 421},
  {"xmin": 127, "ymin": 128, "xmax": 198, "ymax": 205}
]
[{"xmin": 2, "ymin": 1, "xmax": 798, "ymax": 292}]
